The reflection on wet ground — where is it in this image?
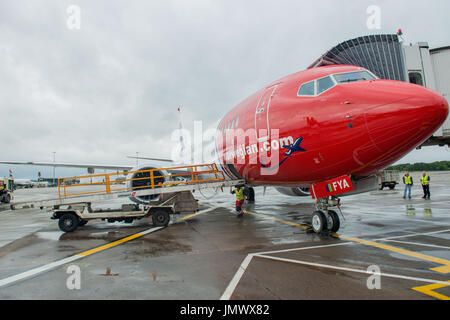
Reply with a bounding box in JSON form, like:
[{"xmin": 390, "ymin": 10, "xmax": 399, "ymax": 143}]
[{"xmin": 0, "ymin": 172, "xmax": 448, "ymax": 299}]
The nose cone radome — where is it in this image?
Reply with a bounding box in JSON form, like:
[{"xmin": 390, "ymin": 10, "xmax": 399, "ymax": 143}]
[{"xmin": 365, "ymin": 85, "xmax": 448, "ymax": 163}]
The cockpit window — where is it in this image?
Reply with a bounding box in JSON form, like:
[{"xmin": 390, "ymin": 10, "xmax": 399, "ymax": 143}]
[
  {"xmin": 298, "ymin": 81, "xmax": 315, "ymax": 96},
  {"xmin": 298, "ymin": 70, "xmax": 376, "ymax": 98},
  {"xmin": 333, "ymin": 70, "xmax": 376, "ymax": 83},
  {"xmin": 409, "ymin": 72, "xmax": 424, "ymax": 86},
  {"xmin": 317, "ymin": 76, "xmax": 335, "ymax": 95}
]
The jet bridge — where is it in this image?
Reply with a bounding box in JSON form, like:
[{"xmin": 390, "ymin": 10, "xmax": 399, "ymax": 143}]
[{"xmin": 309, "ymin": 33, "xmax": 450, "ymax": 146}]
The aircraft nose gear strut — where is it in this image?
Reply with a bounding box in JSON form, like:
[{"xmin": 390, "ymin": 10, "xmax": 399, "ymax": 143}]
[{"xmin": 312, "ymin": 196, "xmax": 342, "ymax": 233}]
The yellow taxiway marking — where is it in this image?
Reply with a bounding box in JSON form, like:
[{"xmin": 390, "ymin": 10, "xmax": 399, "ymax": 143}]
[
  {"xmin": 77, "ymin": 232, "xmax": 153, "ymax": 256},
  {"xmin": 412, "ymin": 281, "xmax": 450, "ymax": 300},
  {"xmin": 339, "ymin": 235, "xmax": 450, "ymax": 274},
  {"xmin": 176, "ymin": 212, "xmax": 203, "ymax": 222},
  {"xmin": 0, "ymin": 227, "xmax": 162, "ymax": 288},
  {"xmin": 0, "ymin": 210, "xmax": 210, "ymax": 288},
  {"xmin": 244, "ymin": 210, "xmax": 311, "ymax": 230},
  {"xmin": 245, "ymin": 209, "xmax": 450, "ymax": 299},
  {"xmin": 78, "ymin": 211, "xmax": 206, "ymax": 257},
  {"xmin": 245, "ymin": 209, "xmax": 450, "ymax": 274}
]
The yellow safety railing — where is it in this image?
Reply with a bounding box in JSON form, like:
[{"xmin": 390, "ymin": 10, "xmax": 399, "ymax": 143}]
[{"xmin": 57, "ymin": 163, "xmax": 225, "ymax": 200}]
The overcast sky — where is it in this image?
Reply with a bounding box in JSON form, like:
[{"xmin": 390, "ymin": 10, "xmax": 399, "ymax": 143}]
[{"xmin": 0, "ymin": 0, "xmax": 449, "ymax": 178}]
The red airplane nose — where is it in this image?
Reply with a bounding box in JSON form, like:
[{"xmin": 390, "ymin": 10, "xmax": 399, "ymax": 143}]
[{"xmin": 364, "ymin": 85, "xmax": 448, "ymax": 168}]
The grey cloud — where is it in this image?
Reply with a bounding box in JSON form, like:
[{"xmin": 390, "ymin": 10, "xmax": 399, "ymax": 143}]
[{"xmin": 0, "ymin": 0, "xmax": 449, "ymax": 178}]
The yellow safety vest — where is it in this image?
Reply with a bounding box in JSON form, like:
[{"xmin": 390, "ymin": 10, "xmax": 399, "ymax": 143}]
[
  {"xmin": 420, "ymin": 175, "xmax": 429, "ymax": 186},
  {"xmin": 235, "ymin": 188, "xmax": 244, "ymax": 201},
  {"xmin": 404, "ymin": 175, "xmax": 412, "ymax": 185}
]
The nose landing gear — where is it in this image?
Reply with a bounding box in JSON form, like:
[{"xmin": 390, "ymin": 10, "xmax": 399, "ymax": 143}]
[{"xmin": 311, "ymin": 196, "xmax": 342, "ymax": 234}]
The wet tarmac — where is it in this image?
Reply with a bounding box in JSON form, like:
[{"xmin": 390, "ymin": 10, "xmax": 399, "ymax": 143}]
[{"xmin": 0, "ymin": 172, "xmax": 449, "ymax": 300}]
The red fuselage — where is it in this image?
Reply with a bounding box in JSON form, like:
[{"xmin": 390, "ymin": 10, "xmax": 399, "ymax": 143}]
[{"xmin": 216, "ymin": 65, "xmax": 448, "ymax": 187}]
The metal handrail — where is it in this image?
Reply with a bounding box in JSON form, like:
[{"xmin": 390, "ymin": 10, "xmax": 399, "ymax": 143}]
[{"xmin": 58, "ymin": 163, "xmax": 225, "ymax": 199}]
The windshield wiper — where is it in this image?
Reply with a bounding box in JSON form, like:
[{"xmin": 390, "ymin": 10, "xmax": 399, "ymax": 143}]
[{"xmin": 339, "ymin": 79, "xmax": 361, "ymax": 83}]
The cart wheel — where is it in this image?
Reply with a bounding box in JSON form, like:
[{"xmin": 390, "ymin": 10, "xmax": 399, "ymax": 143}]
[
  {"xmin": 58, "ymin": 213, "xmax": 79, "ymax": 232},
  {"xmin": 78, "ymin": 219, "xmax": 88, "ymax": 227},
  {"xmin": 152, "ymin": 210, "xmax": 170, "ymax": 227},
  {"xmin": 3, "ymin": 194, "xmax": 10, "ymax": 204}
]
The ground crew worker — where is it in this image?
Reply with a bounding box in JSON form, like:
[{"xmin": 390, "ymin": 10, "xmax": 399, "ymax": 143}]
[
  {"xmin": 230, "ymin": 185, "xmax": 245, "ymax": 217},
  {"xmin": 0, "ymin": 181, "xmax": 7, "ymax": 203},
  {"xmin": 420, "ymin": 171, "xmax": 430, "ymax": 199},
  {"xmin": 402, "ymin": 171, "xmax": 413, "ymax": 199}
]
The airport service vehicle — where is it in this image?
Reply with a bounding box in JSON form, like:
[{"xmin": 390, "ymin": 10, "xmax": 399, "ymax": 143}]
[
  {"xmin": 9, "ymin": 164, "xmax": 244, "ymax": 232},
  {"xmin": 378, "ymin": 170, "xmax": 400, "ymax": 190},
  {"xmin": 1, "ymin": 36, "xmax": 448, "ymax": 234},
  {"xmin": 0, "ymin": 178, "xmax": 14, "ymax": 204},
  {"xmin": 52, "ymin": 191, "xmax": 197, "ymax": 232}
]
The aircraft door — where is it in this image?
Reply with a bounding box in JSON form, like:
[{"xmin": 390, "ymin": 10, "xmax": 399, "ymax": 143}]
[{"xmin": 255, "ymin": 85, "xmax": 277, "ymax": 142}]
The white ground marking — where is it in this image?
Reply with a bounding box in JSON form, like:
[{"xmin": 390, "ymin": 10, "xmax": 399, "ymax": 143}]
[
  {"xmin": 219, "ymin": 241, "xmax": 352, "ymax": 300},
  {"xmin": 374, "ymin": 229, "xmax": 450, "ymax": 241},
  {"xmin": 255, "ymin": 254, "xmax": 450, "ymax": 286},
  {"xmin": 0, "ymin": 255, "xmax": 83, "ymax": 288},
  {"xmin": 220, "ymin": 228, "xmax": 450, "ymax": 300},
  {"xmin": 0, "ymin": 207, "xmax": 217, "ymax": 289},
  {"xmin": 382, "ymin": 240, "xmax": 450, "ymax": 250},
  {"xmin": 220, "ymin": 254, "xmax": 255, "ymax": 300},
  {"xmin": 255, "ymin": 242, "xmax": 353, "ymax": 256}
]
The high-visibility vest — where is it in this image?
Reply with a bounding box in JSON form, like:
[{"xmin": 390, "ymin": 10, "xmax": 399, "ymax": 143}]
[
  {"xmin": 235, "ymin": 188, "xmax": 245, "ymax": 201},
  {"xmin": 420, "ymin": 175, "xmax": 429, "ymax": 186},
  {"xmin": 404, "ymin": 175, "xmax": 412, "ymax": 185}
]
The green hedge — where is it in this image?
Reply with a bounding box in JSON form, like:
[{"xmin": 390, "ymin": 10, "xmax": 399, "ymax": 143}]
[{"xmin": 387, "ymin": 161, "xmax": 450, "ymax": 171}]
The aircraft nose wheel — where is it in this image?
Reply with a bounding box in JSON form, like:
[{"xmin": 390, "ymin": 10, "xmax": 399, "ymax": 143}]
[
  {"xmin": 312, "ymin": 211, "xmax": 327, "ymax": 233},
  {"xmin": 326, "ymin": 210, "xmax": 340, "ymax": 233},
  {"xmin": 312, "ymin": 197, "xmax": 342, "ymax": 234}
]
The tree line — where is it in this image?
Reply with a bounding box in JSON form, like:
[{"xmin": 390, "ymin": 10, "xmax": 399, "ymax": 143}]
[{"xmin": 387, "ymin": 161, "xmax": 450, "ymax": 172}]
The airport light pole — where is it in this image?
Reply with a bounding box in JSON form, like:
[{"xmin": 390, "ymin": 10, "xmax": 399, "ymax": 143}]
[
  {"xmin": 136, "ymin": 152, "xmax": 139, "ymax": 166},
  {"xmin": 53, "ymin": 152, "xmax": 56, "ymax": 187}
]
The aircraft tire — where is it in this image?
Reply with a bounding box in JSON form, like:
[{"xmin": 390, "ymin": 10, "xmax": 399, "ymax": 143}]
[
  {"xmin": 327, "ymin": 210, "xmax": 340, "ymax": 233},
  {"xmin": 312, "ymin": 211, "xmax": 327, "ymax": 233}
]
